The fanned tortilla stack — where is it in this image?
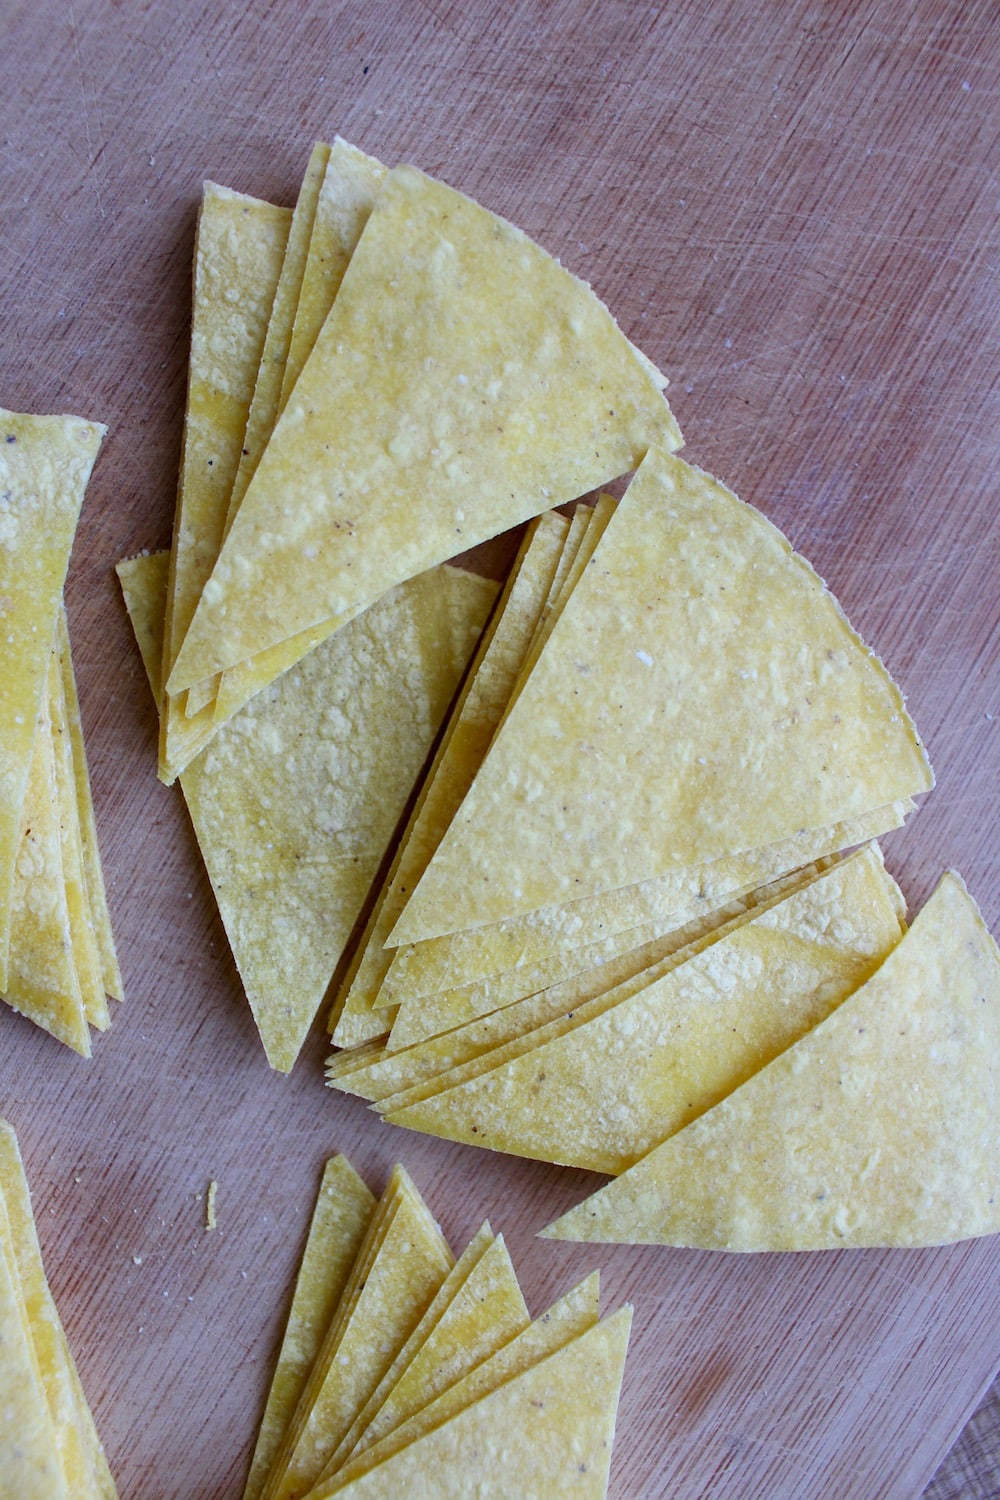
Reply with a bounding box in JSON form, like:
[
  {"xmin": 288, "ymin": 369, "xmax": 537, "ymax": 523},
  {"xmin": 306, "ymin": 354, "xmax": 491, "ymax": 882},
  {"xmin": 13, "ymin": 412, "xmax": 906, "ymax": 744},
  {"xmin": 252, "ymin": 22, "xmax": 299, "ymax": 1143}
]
[
  {"xmin": 541, "ymin": 871, "xmax": 1000, "ymax": 1250},
  {"xmin": 242, "ymin": 1158, "xmax": 629, "ymax": 1500},
  {"xmin": 0, "ymin": 408, "xmax": 121, "ymax": 1053}
]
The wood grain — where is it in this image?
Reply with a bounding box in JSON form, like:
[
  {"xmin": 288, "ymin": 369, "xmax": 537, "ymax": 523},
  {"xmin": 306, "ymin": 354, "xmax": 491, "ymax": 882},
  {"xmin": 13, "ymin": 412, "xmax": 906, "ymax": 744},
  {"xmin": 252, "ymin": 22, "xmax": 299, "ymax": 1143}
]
[{"xmin": 0, "ymin": 1, "xmax": 997, "ymax": 1496}]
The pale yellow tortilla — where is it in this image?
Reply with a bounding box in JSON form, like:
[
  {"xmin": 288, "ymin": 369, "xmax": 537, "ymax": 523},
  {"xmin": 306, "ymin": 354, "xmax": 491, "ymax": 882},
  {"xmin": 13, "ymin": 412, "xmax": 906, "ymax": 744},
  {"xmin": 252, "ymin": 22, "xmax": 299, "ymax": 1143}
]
[
  {"xmin": 159, "ymin": 183, "xmax": 292, "ymax": 778},
  {"xmin": 0, "ymin": 1121, "xmax": 117, "ymax": 1498},
  {"xmin": 384, "ymin": 846, "xmax": 905, "ymax": 1171},
  {"xmin": 302, "ymin": 1306, "xmax": 632, "ymax": 1500},
  {"xmin": 388, "ymin": 447, "xmax": 932, "ymax": 943},
  {"xmin": 378, "ymin": 798, "xmax": 913, "ymax": 1033},
  {"xmin": 242, "ymin": 1157, "xmax": 376, "ymax": 1500},
  {"xmin": 328, "ymin": 861, "xmax": 844, "ymax": 1106},
  {"xmin": 119, "ymin": 551, "xmax": 494, "ymax": 1071},
  {"xmin": 167, "ymin": 163, "xmax": 680, "ymax": 696},
  {"xmin": 3, "ymin": 679, "xmax": 89, "ymax": 1055},
  {"xmin": 314, "ymin": 1271, "xmax": 600, "ymax": 1494},
  {"xmin": 46, "ymin": 645, "xmax": 107, "ymax": 1031},
  {"xmin": 0, "ymin": 1233, "xmax": 67, "ymax": 1499},
  {"xmin": 329, "ymin": 510, "xmax": 570, "ymax": 1048},
  {"xmin": 0, "ymin": 408, "xmax": 104, "ymax": 985},
  {"xmin": 262, "ymin": 1166, "xmax": 453, "ymax": 1500},
  {"xmin": 55, "ymin": 609, "xmax": 122, "ymax": 1004},
  {"xmin": 317, "ymin": 1226, "xmax": 528, "ymax": 1484},
  {"xmin": 183, "ymin": 145, "xmax": 391, "ymax": 748},
  {"xmin": 279, "ymin": 139, "xmax": 388, "ymax": 413},
  {"xmin": 542, "ymin": 870, "xmax": 999, "ymax": 1249}
]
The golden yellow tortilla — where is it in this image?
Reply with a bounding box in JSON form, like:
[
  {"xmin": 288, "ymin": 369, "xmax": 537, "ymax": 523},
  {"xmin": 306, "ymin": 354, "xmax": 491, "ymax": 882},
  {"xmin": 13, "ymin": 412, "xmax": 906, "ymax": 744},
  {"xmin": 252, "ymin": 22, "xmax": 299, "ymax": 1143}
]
[
  {"xmin": 0, "ymin": 1121, "xmax": 117, "ymax": 1497},
  {"xmin": 302, "ymin": 1306, "xmax": 632, "ymax": 1500},
  {"xmin": 384, "ymin": 846, "xmax": 905, "ymax": 1171},
  {"xmin": 0, "ymin": 408, "xmax": 104, "ymax": 985},
  {"xmin": 330, "ymin": 510, "xmax": 569, "ymax": 1048},
  {"xmin": 242, "ymin": 1157, "xmax": 376, "ymax": 1500},
  {"xmin": 159, "ymin": 183, "xmax": 292, "ymax": 777},
  {"xmin": 119, "ymin": 551, "xmax": 494, "ymax": 1071},
  {"xmin": 167, "ymin": 164, "xmax": 680, "ymax": 696},
  {"xmin": 262, "ymin": 1165, "xmax": 453, "ymax": 1500},
  {"xmin": 542, "ymin": 870, "xmax": 999, "ymax": 1249},
  {"xmin": 388, "ymin": 447, "xmax": 932, "ymax": 943}
]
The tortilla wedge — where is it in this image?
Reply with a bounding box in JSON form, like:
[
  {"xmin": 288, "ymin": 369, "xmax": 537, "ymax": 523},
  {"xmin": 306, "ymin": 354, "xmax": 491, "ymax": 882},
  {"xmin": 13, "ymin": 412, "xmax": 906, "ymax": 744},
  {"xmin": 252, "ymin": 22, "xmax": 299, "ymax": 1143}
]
[
  {"xmin": 0, "ymin": 1121, "xmax": 117, "ymax": 1498},
  {"xmin": 167, "ymin": 163, "xmax": 680, "ymax": 697},
  {"xmin": 243, "ymin": 1156, "xmax": 376, "ymax": 1500},
  {"xmin": 383, "ymin": 846, "xmax": 905, "ymax": 1171},
  {"xmin": 261, "ymin": 1165, "xmax": 453, "ymax": 1500},
  {"xmin": 329, "ymin": 509, "xmax": 571, "ymax": 1048},
  {"xmin": 542, "ymin": 870, "xmax": 999, "ymax": 1249},
  {"xmin": 119, "ymin": 551, "xmax": 494, "ymax": 1070},
  {"xmin": 387, "ymin": 446, "xmax": 932, "ymax": 944},
  {"xmin": 300, "ymin": 1305, "xmax": 632, "ymax": 1500},
  {"xmin": 159, "ymin": 183, "xmax": 291, "ymax": 777},
  {"xmin": 0, "ymin": 408, "xmax": 104, "ymax": 985}
]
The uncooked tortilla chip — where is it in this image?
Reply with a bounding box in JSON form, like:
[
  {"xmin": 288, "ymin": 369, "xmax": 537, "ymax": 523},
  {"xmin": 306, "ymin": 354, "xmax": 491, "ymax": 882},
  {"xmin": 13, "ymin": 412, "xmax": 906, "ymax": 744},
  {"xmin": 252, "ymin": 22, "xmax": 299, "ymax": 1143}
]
[
  {"xmin": 319, "ymin": 1272, "xmax": 601, "ymax": 1493},
  {"xmin": 302, "ymin": 1306, "xmax": 632, "ymax": 1500},
  {"xmin": 330, "ymin": 510, "xmax": 570, "ymax": 1048},
  {"xmin": 378, "ymin": 798, "xmax": 913, "ymax": 1032},
  {"xmin": 0, "ymin": 1236, "xmax": 67, "ymax": 1499},
  {"xmin": 186, "ymin": 141, "xmax": 390, "ymax": 738},
  {"xmin": 317, "ymin": 1226, "xmax": 528, "ymax": 1484},
  {"xmin": 0, "ymin": 408, "xmax": 104, "ymax": 985},
  {"xmin": 243, "ymin": 1156, "xmax": 376, "ymax": 1500},
  {"xmin": 167, "ymin": 163, "xmax": 680, "ymax": 695},
  {"xmin": 55, "ymin": 609, "xmax": 122, "ymax": 1003},
  {"xmin": 388, "ymin": 446, "xmax": 932, "ymax": 943},
  {"xmin": 3, "ymin": 679, "xmax": 89, "ymax": 1055},
  {"xmin": 262, "ymin": 1165, "xmax": 452, "ymax": 1500},
  {"xmin": 0, "ymin": 1121, "xmax": 117, "ymax": 1497},
  {"xmin": 542, "ymin": 870, "xmax": 999, "ymax": 1249},
  {"xmin": 118, "ymin": 552, "xmax": 494, "ymax": 1071},
  {"xmin": 384, "ymin": 846, "xmax": 905, "ymax": 1171},
  {"xmin": 159, "ymin": 183, "xmax": 291, "ymax": 778}
]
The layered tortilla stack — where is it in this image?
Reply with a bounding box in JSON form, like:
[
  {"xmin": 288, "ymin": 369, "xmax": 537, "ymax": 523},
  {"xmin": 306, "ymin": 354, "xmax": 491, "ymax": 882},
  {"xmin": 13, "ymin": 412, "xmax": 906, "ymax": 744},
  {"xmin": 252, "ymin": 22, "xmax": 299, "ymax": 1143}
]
[
  {"xmin": 241, "ymin": 1157, "xmax": 629, "ymax": 1500},
  {"xmin": 0, "ymin": 409, "xmax": 121, "ymax": 1054}
]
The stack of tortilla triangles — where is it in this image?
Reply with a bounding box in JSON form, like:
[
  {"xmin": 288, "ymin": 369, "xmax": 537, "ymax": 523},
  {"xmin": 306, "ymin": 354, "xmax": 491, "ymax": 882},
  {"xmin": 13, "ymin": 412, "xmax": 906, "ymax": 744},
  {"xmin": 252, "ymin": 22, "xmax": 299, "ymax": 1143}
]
[
  {"xmin": 324, "ymin": 448, "xmax": 935, "ymax": 1177},
  {"xmin": 0, "ymin": 1119, "xmax": 117, "ymax": 1497},
  {"xmin": 243, "ymin": 1157, "xmax": 629, "ymax": 1500},
  {"xmin": 541, "ymin": 870, "xmax": 1000, "ymax": 1249},
  {"xmin": 154, "ymin": 138, "xmax": 681, "ymax": 782},
  {"xmin": 0, "ymin": 408, "xmax": 121, "ymax": 1055}
]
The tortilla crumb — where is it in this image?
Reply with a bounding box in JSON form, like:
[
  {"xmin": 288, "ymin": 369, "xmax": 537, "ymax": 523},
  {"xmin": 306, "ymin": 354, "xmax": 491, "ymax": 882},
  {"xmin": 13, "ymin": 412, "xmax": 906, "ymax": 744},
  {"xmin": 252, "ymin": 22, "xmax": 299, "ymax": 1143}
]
[{"xmin": 206, "ymin": 1179, "xmax": 218, "ymax": 1231}]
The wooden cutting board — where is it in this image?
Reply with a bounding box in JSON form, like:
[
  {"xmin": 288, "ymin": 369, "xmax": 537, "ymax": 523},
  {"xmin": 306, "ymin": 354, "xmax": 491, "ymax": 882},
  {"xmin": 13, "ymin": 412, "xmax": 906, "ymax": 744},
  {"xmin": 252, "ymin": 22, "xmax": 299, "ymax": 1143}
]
[{"xmin": 1, "ymin": 1, "xmax": 998, "ymax": 1496}]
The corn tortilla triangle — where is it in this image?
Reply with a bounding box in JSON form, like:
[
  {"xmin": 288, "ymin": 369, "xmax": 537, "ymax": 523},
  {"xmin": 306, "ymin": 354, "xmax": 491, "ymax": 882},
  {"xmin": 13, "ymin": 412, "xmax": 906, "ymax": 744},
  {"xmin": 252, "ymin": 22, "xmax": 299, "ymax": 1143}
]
[
  {"xmin": 388, "ymin": 447, "xmax": 933, "ymax": 944},
  {"xmin": 542, "ymin": 870, "xmax": 999, "ymax": 1249},
  {"xmin": 0, "ymin": 408, "xmax": 104, "ymax": 985},
  {"xmin": 0, "ymin": 1233, "xmax": 67, "ymax": 1498},
  {"xmin": 46, "ymin": 645, "xmax": 106, "ymax": 1032},
  {"xmin": 328, "ymin": 859, "xmax": 847, "ymax": 1105},
  {"xmin": 378, "ymin": 798, "xmax": 912, "ymax": 1033},
  {"xmin": 262, "ymin": 1166, "xmax": 453, "ymax": 1500},
  {"xmin": 160, "ymin": 183, "xmax": 290, "ymax": 754},
  {"xmin": 55, "ymin": 609, "xmax": 122, "ymax": 1003},
  {"xmin": 3, "ymin": 678, "xmax": 89, "ymax": 1055},
  {"xmin": 242, "ymin": 1156, "xmax": 376, "ymax": 1500},
  {"xmin": 167, "ymin": 163, "xmax": 680, "ymax": 695},
  {"xmin": 318, "ymin": 1226, "xmax": 528, "ymax": 1483},
  {"xmin": 329, "ymin": 509, "xmax": 570, "ymax": 1048},
  {"xmin": 312, "ymin": 1272, "xmax": 600, "ymax": 1495},
  {"xmin": 300, "ymin": 1305, "xmax": 632, "ymax": 1500},
  {"xmin": 119, "ymin": 551, "xmax": 494, "ymax": 1071},
  {"xmin": 186, "ymin": 141, "xmax": 388, "ymax": 731},
  {"xmin": 0, "ymin": 1121, "xmax": 117, "ymax": 1497},
  {"xmin": 384, "ymin": 846, "xmax": 905, "ymax": 1172}
]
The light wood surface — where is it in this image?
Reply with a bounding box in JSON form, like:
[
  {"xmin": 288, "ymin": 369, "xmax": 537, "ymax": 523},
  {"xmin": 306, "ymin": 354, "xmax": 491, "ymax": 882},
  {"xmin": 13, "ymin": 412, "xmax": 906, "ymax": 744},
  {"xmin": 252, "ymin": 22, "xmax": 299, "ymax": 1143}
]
[{"xmin": 1, "ymin": 2, "xmax": 998, "ymax": 1496}]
